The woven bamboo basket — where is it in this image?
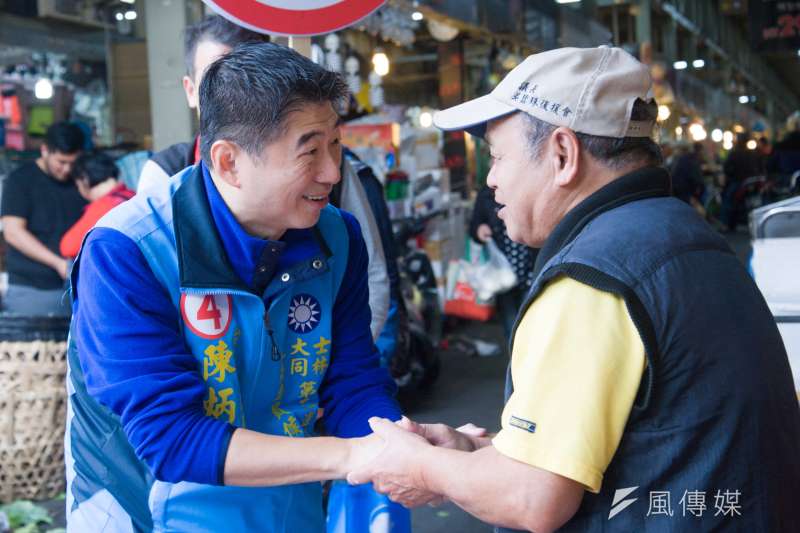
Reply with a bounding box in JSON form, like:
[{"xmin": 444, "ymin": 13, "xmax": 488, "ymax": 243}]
[{"xmin": 0, "ymin": 315, "xmax": 70, "ymax": 503}]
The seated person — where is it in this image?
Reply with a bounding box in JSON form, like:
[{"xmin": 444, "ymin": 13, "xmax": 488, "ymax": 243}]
[{"xmin": 59, "ymin": 152, "xmax": 135, "ymax": 259}]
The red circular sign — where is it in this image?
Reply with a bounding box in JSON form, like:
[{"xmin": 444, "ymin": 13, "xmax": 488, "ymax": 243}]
[{"xmin": 203, "ymin": 0, "xmax": 386, "ymax": 36}]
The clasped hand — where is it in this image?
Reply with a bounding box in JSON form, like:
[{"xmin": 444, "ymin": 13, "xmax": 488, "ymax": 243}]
[{"xmin": 346, "ymin": 416, "xmax": 489, "ymax": 508}]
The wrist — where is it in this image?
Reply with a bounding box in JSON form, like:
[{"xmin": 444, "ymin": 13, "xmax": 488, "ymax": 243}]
[
  {"xmin": 336, "ymin": 437, "xmax": 356, "ymax": 479},
  {"xmin": 416, "ymin": 442, "xmax": 439, "ymax": 492}
]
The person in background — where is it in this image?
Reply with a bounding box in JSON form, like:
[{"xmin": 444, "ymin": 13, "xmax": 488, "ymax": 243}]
[
  {"xmin": 768, "ymin": 111, "xmax": 800, "ymax": 179},
  {"xmin": 0, "ymin": 122, "xmax": 86, "ymax": 316},
  {"xmin": 136, "ymin": 15, "xmax": 390, "ymax": 341},
  {"xmin": 670, "ymin": 141, "xmax": 705, "ymax": 212},
  {"xmin": 135, "ymin": 15, "xmax": 267, "ymax": 191},
  {"xmin": 59, "ymin": 152, "xmax": 135, "ymax": 259},
  {"xmin": 335, "ymin": 148, "xmax": 403, "ymax": 366},
  {"xmin": 470, "ymin": 184, "xmax": 537, "ymax": 339},
  {"xmin": 720, "ymin": 135, "xmax": 761, "ymax": 232}
]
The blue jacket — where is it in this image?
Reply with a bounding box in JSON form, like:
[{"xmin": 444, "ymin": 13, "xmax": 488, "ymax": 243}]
[
  {"xmin": 65, "ymin": 164, "xmax": 400, "ymax": 532},
  {"xmin": 500, "ymin": 166, "xmax": 800, "ymax": 532}
]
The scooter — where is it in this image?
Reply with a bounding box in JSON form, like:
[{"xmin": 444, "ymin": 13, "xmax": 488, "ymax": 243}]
[{"xmin": 389, "ymin": 210, "xmax": 443, "ymax": 400}]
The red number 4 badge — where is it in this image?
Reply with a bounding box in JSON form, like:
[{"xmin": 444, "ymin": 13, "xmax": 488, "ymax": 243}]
[{"xmin": 181, "ymin": 294, "xmax": 233, "ymax": 339}]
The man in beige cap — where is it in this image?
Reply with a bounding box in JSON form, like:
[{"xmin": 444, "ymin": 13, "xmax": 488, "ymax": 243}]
[{"xmin": 348, "ymin": 46, "xmax": 800, "ymax": 532}]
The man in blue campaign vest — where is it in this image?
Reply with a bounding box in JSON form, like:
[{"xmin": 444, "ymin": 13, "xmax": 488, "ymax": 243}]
[
  {"xmin": 65, "ymin": 42, "xmax": 401, "ymax": 532},
  {"xmin": 348, "ymin": 47, "xmax": 800, "ymax": 532}
]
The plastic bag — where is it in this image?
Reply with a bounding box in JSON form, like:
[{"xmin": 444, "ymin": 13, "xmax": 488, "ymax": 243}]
[
  {"xmin": 444, "ymin": 242, "xmax": 495, "ymax": 321},
  {"xmin": 469, "ymin": 240, "xmax": 518, "ymax": 301}
]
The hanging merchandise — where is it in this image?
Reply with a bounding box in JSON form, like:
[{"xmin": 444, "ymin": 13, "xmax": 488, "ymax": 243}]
[
  {"xmin": 311, "ymin": 43, "xmax": 326, "ymax": 66},
  {"xmin": 354, "ymin": 4, "xmax": 419, "ymax": 46},
  {"xmin": 72, "ymin": 79, "xmax": 111, "ymax": 145},
  {"xmin": 1, "ymin": 87, "xmax": 23, "ymax": 128},
  {"xmin": 368, "ymin": 71, "xmax": 384, "ymax": 108},
  {"xmin": 324, "ymin": 33, "xmax": 342, "ymax": 73},
  {"xmin": 354, "ymin": 83, "xmax": 372, "ymax": 112},
  {"xmin": 344, "ymin": 56, "xmax": 361, "ymax": 95},
  {"xmin": 27, "ymin": 106, "xmax": 54, "ymax": 136}
]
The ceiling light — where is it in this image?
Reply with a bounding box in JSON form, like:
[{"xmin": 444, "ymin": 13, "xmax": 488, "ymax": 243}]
[
  {"xmin": 673, "ymin": 60, "xmax": 688, "ymax": 70},
  {"xmin": 419, "ymin": 111, "xmax": 433, "ymax": 128},
  {"xmin": 739, "ymin": 95, "xmax": 749, "ymax": 104},
  {"xmin": 711, "ymin": 129, "xmax": 723, "ymax": 142},
  {"xmin": 692, "ymin": 59, "xmax": 705, "ymax": 68},
  {"xmin": 34, "ymin": 78, "xmax": 53, "ymax": 100},
  {"xmin": 124, "ymin": 10, "xmax": 137, "ymax": 20},
  {"xmin": 688, "ymin": 123, "xmax": 707, "ymax": 141},
  {"xmin": 746, "ymin": 140, "xmax": 757, "ymax": 150},
  {"xmin": 723, "ymin": 130, "xmax": 734, "ymax": 144},
  {"xmin": 372, "ymin": 51, "xmax": 389, "ymax": 77},
  {"xmin": 657, "ymin": 104, "xmax": 671, "ymax": 121},
  {"xmin": 411, "ymin": 11, "xmax": 423, "ymax": 21}
]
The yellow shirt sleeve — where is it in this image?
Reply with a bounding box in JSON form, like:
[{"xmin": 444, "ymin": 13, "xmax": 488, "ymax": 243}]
[{"xmin": 492, "ymin": 275, "xmax": 646, "ymax": 494}]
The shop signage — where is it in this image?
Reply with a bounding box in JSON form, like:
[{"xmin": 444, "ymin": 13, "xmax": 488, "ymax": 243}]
[
  {"xmin": 203, "ymin": 0, "xmax": 386, "ymax": 36},
  {"xmin": 749, "ymin": 0, "xmax": 800, "ymax": 52}
]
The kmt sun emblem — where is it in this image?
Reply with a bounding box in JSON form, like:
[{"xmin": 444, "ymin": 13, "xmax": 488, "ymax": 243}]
[{"xmin": 288, "ymin": 294, "xmax": 321, "ymax": 333}]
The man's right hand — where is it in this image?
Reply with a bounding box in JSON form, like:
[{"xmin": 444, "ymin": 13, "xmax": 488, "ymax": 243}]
[{"xmin": 476, "ymin": 223, "xmax": 492, "ymax": 243}]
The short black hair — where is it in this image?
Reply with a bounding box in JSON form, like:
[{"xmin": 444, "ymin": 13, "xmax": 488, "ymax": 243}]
[
  {"xmin": 44, "ymin": 122, "xmax": 84, "ymax": 154},
  {"xmin": 199, "ymin": 42, "xmax": 349, "ymax": 165},
  {"xmin": 72, "ymin": 151, "xmax": 119, "ymax": 187},
  {"xmin": 524, "ymin": 98, "xmax": 663, "ymax": 170},
  {"xmin": 184, "ymin": 15, "xmax": 268, "ymax": 78}
]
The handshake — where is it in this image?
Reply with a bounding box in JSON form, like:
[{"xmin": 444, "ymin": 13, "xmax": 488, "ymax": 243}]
[{"xmin": 345, "ymin": 416, "xmax": 492, "ymax": 508}]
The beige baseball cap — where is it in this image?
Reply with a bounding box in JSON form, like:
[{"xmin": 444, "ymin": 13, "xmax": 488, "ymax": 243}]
[{"xmin": 434, "ymin": 46, "xmax": 655, "ymax": 139}]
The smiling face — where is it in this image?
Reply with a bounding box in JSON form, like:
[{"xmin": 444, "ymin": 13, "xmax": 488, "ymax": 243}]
[
  {"xmin": 212, "ymin": 101, "xmax": 343, "ymax": 239},
  {"xmin": 485, "ymin": 113, "xmax": 563, "ymax": 248}
]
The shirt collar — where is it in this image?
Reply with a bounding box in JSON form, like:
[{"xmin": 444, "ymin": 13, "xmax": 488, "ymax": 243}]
[{"xmin": 201, "ymin": 161, "xmax": 286, "ymax": 290}]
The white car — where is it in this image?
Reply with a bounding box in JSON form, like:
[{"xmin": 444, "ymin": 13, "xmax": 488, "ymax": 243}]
[{"xmin": 749, "ymin": 195, "xmax": 800, "ymax": 394}]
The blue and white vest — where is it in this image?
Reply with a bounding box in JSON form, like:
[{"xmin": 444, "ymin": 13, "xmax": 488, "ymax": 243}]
[{"xmin": 65, "ymin": 166, "xmax": 349, "ymax": 532}]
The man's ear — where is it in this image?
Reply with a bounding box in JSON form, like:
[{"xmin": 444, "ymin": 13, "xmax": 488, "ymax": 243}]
[
  {"xmin": 549, "ymin": 127, "xmax": 581, "ymax": 188},
  {"xmin": 182, "ymin": 75, "xmax": 198, "ymax": 109},
  {"xmin": 210, "ymin": 140, "xmax": 242, "ymax": 188}
]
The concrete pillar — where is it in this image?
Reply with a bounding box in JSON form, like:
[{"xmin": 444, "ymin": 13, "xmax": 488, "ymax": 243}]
[
  {"xmin": 663, "ymin": 16, "xmax": 677, "ymax": 63},
  {"xmin": 635, "ymin": 0, "xmax": 652, "ymax": 47},
  {"xmin": 144, "ymin": 0, "xmax": 193, "ymax": 151}
]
